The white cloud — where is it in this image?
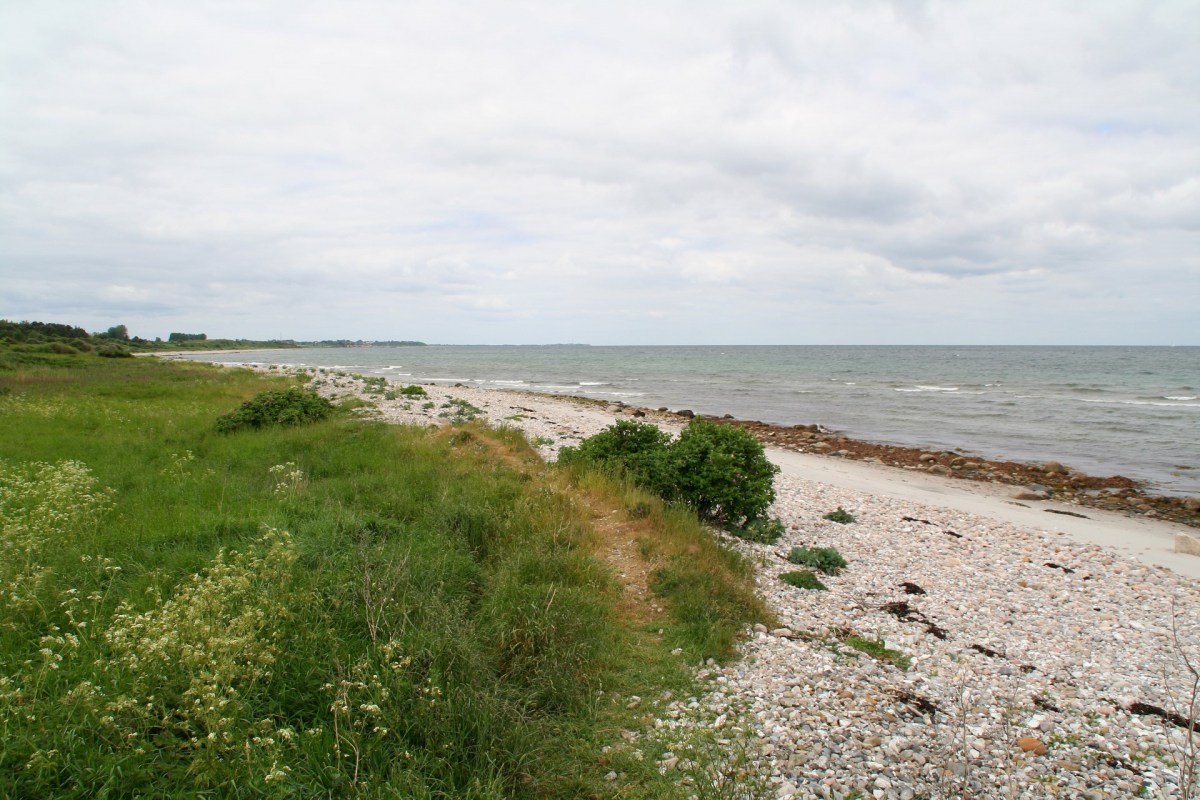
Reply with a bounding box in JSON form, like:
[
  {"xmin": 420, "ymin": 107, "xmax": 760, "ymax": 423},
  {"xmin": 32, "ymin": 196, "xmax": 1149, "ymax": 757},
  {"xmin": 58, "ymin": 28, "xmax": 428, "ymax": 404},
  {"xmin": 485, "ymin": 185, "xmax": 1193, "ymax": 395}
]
[{"xmin": 0, "ymin": 0, "xmax": 1196, "ymax": 343}]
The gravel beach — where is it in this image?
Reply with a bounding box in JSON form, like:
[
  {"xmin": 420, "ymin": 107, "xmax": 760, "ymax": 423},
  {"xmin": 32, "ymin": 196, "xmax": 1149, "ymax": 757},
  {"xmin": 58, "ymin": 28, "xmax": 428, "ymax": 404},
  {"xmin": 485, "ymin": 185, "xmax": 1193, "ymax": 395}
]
[{"xmin": 286, "ymin": 368, "xmax": 1200, "ymax": 797}]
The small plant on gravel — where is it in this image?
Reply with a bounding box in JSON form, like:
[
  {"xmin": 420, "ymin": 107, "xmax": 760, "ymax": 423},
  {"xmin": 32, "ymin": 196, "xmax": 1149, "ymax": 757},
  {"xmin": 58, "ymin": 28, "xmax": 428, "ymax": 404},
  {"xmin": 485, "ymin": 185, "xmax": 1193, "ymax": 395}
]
[
  {"xmin": 530, "ymin": 435, "xmax": 554, "ymax": 447},
  {"xmin": 823, "ymin": 506, "xmax": 856, "ymax": 524},
  {"xmin": 842, "ymin": 634, "xmax": 910, "ymax": 670},
  {"xmin": 787, "ymin": 545, "xmax": 847, "ymax": 575},
  {"xmin": 438, "ymin": 396, "xmax": 483, "ymax": 424},
  {"xmin": 398, "ymin": 384, "xmax": 428, "ymax": 397},
  {"xmin": 362, "ymin": 376, "xmax": 388, "ymax": 394},
  {"xmin": 730, "ymin": 516, "xmax": 785, "ymax": 544},
  {"xmin": 216, "ymin": 387, "xmax": 333, "ymax": 432},
  {"xmin": 780, "ymin": 570, "xmax": 827, "ymax": 590}
]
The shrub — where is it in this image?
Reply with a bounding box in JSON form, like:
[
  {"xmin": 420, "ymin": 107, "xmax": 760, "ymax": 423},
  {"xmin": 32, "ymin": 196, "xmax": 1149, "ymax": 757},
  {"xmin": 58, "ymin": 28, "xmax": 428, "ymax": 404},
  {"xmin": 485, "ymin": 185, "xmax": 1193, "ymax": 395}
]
[
  {"xmin": 49, "ymin": 342, "xmax": 79, "ymax": 354},
  {"xmin": 787, "ymin": 545, "xmax": 847, "ymax": 575},
  {"xmin": 824, "ymin": 506, "xmax": 856, "ymax": 524},
  {"xmin": 668, "ymin": 420, "xmax": 779, "ymax": 525},
  {"xmin": 96, "ymin": 343, "xmax": 132, "ymax": 358},
  {"xmin": 780, "ymin": 570, "xmax": 826, "ymax": 590},
  {"xmin": 558, "ymin": 420, "xmax": 674, "ymax": 497},
  {"xmin": 216, "ymin": 387, "xmax": 334, "ymax": 432},
  {"xmin": 730, "ymin": 516, "xmax": 786, "ymax": 544},
  {"xmin": 398, "ymin": 384, "xmax": 428, "ymax": 397}
]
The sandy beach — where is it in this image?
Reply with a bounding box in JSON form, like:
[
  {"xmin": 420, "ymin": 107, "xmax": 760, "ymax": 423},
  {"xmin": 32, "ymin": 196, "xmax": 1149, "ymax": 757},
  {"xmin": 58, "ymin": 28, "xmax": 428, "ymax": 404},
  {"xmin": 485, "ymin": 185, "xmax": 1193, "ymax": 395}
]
[{"xmin": 242, "ymin": 365, "xmax": 1200, "ymax": 796}]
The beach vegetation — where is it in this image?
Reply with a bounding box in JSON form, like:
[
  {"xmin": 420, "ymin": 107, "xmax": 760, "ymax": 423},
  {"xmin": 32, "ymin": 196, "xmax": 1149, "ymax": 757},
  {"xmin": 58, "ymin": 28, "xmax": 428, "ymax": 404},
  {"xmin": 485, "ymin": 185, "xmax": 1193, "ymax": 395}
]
[
  {"xmin": 841, "ymin": 634, "xmax": 911, "ymax": 671},
  {"xmin": 787, "ymin": 545, "xmax": 847, "ymax": 575},
  {"xmin": 438, "ymin": 396, "xmax": 484, "ymax": 424},
  {"xmin": 0, "ymin": 350, "xmax": 769, "ymax": 797},
  {"xmin": 398, "ymin": 384, "xmax": 428, "ymax": 397},
  {"xmin": 780, "ymin": 570, "xmax": 827, "ymax": 591},
  {"xmin": 823, "ymin": 506, "xmax": 857, "ymax": 524},
  {"xmin": 215, "ymin": 386, "xmax": 334, "ymax": 432},
  {"xmin": 560, "ymin": 419, "xmax": 779, "ymax": 527},
  {"xmin": 729, "ymin": 515, "xmax": 786, "ymax": 544},
  {"xmin": 558, "ymin": 420, "xmax": 675, "ymax": 497}
]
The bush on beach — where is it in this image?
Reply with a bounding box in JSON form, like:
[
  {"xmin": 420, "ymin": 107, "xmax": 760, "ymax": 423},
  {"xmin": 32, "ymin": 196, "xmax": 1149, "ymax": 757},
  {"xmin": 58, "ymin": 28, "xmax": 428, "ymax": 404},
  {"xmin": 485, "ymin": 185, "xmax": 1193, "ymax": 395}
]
[
  {"xmin": 559, "ymin": 419, "xmax": 779, "ymax": 526},
  {"xmin": 216, "ymin": 387, "xmax": 334, "ymax": 432}
]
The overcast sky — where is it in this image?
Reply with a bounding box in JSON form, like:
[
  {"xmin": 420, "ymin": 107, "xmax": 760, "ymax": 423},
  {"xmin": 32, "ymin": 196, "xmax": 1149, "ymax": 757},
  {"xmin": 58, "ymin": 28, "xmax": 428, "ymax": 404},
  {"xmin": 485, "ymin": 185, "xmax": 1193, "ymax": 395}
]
[{"xmin": 2, "ymin": 1, "xmax": 1197, "ymax": 344}]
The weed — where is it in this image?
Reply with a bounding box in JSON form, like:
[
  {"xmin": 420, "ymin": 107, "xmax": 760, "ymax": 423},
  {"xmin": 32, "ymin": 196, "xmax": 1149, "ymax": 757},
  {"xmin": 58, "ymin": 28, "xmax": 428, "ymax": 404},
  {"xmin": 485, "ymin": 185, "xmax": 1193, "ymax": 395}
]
[
  {"xmin": 823, "ymin": 506, "xmax": 856, "ymax": 524},
  {"xmin": 780, "ymin": 570, "xmax": 827, "ymax": 590},
  {"xmin": 842, "ymin": 634, "xmax": 910, "ymax": 670},
  {"xmin": 729, "ymin": 516, "xmax": 785, "ymax": 544},
  {"xmin": 787, "ymin": 545, "xmax": 847, "ymax": 575},
  {"xmin": 398, "ymin": 385, "xmax": 428, "ymax": 397}
]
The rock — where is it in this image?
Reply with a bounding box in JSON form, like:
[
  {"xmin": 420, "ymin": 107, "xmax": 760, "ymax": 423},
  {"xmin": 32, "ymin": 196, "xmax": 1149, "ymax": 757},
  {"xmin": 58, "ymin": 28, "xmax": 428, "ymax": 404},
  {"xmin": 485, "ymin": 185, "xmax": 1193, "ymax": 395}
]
[
  {"xmin": 1017, "ymin": 736, "xmax": 1048, "ymax": 755},
  {"xmin": 677, "ymin": 409, "xmax": 694, "ymax": 418},
  {"xmin": 1014, "ymin": 489, "xmax": 1049, "ymax": 501},
  {"xmin": 770, "ymin": 628, "xmax": 794, "ymax": 638},
  {"xmin": 776, "ymin": 780, "xmax": 799, "ymax": 798},
  {"xmin": 1042, "ymin": 461, "xmax": 1067, "ymax": 474},
  {"xmin": 1183, "ymin": 497, "xmax": 1200, "ymax": 512},
  {"xmin": 1176, "ymin": 533, "xmax": 1200, "ymax": 557},
  {"xmin": 928, "ymin": 464, "xmax": 950, "ymax": 475}
]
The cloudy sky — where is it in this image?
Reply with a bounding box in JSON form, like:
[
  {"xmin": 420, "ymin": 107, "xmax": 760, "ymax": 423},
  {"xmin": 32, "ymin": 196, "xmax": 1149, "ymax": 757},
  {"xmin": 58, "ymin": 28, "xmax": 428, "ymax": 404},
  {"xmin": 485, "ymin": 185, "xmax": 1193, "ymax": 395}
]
[{"xmin": 2, "ymin": 1, "xmax": 1197, "ymax": 344}]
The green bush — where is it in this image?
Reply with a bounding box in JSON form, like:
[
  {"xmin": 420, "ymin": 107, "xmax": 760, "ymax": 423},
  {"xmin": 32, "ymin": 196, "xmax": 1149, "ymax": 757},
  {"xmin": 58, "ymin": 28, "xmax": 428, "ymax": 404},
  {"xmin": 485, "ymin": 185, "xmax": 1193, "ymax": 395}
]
[
  {"xmin": 668, "ymin": 420, "xmax": 779, "ymax": 525},
  {"xmin": 561, "ymin": 420, "xmax": 779, "ymax": 526},
  {"xmin": 558, "ymin": 420, "xmax": 674, "ymax": 497},
  {"xmin": 780, "ymin": 570, "xmax": 826, "ymax": 590},
  {"xmin": 399, "ymin": 384, "xmax": 428, "ymax": 397},
  {"xmin": 730, "ymin": 516, "xmax": 786, "ymax": 544},
  {"xmin": 96, "ymin": 343, "xmax": 133, "ymax": 358},
  {"xmin": 216, "ymin": 387, "xmax": 334, "ymax": 432},
  {"xmin": 787, "ymin": 545, "xmax": 847, "ymax": 575},
  {"xmin": 823, "ymin": 506, "xmax": 856, "ymax": 524}
]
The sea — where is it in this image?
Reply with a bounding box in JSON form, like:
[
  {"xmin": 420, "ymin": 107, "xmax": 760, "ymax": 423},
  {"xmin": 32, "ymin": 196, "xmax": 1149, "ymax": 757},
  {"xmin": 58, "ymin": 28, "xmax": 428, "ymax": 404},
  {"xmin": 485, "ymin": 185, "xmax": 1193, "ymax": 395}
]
[{"xmin": 179, "ymin": 345, "xmax": 1200, "ymax": 497}]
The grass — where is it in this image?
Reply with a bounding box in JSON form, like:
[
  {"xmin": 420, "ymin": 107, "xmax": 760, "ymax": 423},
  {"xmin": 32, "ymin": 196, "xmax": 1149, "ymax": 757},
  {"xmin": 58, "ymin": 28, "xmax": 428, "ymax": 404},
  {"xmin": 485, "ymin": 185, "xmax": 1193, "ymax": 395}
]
[
  {"xmin": 841, "ymin": 634, "xmax": 911, "ymax": 671},
  {"xmin": 0, "ymin": 352, "xmax": 768, "ymax": 798},
  {"xmin": 780, "ymin": 570, "xmax": 827, "ymax": 591}
]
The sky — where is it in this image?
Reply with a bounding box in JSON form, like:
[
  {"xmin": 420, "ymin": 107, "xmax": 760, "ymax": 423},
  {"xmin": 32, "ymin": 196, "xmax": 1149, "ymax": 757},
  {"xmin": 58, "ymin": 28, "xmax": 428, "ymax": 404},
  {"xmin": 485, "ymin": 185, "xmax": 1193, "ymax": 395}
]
[{"xmin": 2, "ymin": 1, "xmax": 1197, "ymax": 345}]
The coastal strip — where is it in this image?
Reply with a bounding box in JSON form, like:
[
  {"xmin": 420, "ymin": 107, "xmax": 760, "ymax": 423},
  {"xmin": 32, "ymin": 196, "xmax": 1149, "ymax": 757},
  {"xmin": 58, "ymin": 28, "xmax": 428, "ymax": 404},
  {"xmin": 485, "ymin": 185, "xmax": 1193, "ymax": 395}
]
[{"xmin": 227, "ymin": 364, "xmax": 1200, "ymax": 796}]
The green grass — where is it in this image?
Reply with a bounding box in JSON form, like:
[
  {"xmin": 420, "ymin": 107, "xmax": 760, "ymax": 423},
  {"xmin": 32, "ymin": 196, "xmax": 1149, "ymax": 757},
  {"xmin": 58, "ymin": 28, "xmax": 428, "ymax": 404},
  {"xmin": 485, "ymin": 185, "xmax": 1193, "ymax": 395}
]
[
  {"xmin": 780, "ymin": 570, "xmax": 827, "ymax": 590},
  {"xmin": 841, "ymin": 635, "xmax": 911, "ymax": 671},
  {"xmin": 0, "ymin": 353, "xmax": 767, "ymax": 798}
]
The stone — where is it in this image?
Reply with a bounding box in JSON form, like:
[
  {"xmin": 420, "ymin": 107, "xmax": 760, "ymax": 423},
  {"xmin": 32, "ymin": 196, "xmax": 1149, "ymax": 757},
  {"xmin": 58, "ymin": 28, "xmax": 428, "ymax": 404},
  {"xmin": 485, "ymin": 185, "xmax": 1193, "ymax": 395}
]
[
  {"xmin": 1014, "ymin": 489, "xmax": 1049, "ymax": 501},
  {"xmin": 1017, "ymin": 736, "xmax": 1048, "ymax": 755},
  {"xmin": 1183, "ymin": 497, "xmax": 1200, "ymax": 512},
  {"xmin": 1176, "ymin": 533, "xmax": 1200, "ymax": 557},
  {"xmin": 928, "ymin": 464, "xmax": 950, "ymax": 475},
  {"xmin": 677, "ymin": 409, "xmax": 694, "ymax": 418},
  {"xmin": 1042, "ymin": 461, "xmax": 1067, "ymax": 474}
]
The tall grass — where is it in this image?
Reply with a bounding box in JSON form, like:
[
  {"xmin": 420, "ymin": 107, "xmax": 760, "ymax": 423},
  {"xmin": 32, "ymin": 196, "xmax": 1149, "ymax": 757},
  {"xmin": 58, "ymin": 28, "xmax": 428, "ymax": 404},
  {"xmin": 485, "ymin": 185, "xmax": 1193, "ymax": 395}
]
[{"xmin": 0, "ymin": 356, "xmax": 769, "ymax": 798}]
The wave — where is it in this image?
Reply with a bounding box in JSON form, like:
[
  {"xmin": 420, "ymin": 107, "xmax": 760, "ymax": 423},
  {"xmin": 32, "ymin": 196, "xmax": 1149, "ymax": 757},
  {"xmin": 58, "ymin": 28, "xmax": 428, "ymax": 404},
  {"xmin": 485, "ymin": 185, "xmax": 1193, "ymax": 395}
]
[
  {"xmin": 894, "ymin": 385, "xmax": 959, "ymax": 393},
  {"xmin": 1165, "ymin": 395, "xmax": 1198, "ymax": 401}
]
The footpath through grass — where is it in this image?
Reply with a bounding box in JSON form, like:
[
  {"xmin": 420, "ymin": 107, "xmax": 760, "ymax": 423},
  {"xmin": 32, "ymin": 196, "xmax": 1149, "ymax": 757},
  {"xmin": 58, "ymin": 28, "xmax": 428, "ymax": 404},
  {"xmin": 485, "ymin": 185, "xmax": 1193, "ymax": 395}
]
[{"xmin": 0, "ymin": 355, "xmax": 768, "ymax": 798}]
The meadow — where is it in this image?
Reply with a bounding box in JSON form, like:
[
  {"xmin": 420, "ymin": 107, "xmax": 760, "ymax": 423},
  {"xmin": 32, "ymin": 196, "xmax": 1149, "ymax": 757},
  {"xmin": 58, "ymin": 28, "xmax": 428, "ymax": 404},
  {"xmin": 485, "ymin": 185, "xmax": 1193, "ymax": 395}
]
[{"xmin": 0, "ymin": 352, "xmax": 767, "ymax": 799}]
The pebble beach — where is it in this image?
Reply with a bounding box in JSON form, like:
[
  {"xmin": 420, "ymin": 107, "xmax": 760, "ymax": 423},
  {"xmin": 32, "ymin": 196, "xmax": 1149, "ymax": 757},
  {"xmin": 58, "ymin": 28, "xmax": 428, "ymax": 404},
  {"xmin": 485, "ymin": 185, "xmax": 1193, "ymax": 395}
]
[{"xmin": 278, "ymin": 366, "xmax": 1200, "ymax": 797}]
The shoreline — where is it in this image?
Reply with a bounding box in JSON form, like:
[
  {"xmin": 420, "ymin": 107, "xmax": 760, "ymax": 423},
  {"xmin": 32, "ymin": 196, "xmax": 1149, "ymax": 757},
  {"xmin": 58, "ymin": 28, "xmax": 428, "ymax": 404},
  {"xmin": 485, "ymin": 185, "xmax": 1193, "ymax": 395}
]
[
  {"xmin": 196, "ymin": 360, "xmax": 1200, "ymax": 795},
  {"xmin": 276, "ymin": 365, "xmax": 1199, "ymax": 580}
]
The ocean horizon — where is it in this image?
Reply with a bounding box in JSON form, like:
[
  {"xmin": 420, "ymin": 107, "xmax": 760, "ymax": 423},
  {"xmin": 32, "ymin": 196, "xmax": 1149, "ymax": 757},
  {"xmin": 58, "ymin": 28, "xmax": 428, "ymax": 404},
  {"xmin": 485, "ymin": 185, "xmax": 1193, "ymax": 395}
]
[{"xmin": 178, "ymin": 344, "xmax": 1200, "ymax": 497}]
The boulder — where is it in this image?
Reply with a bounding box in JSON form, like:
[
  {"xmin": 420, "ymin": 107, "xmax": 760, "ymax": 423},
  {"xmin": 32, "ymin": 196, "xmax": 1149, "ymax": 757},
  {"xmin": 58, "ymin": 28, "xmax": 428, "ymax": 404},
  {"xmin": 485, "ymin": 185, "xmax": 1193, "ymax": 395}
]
[
  {"xmin": 1041, "ymin": 461, "xmax": 1067, "ymax": 474},
  {"xmin": 1176, "ymin": 533, "xmax": 1200, "ymax": 557},
  {"xmin": 676, "ymin": 409, "xmax": 695, "ymax": 418},
  {"xmin": 1183, "ymin": 498, "xmax": 1200, "ymax": 512},
  {"xmin": 1013, "ymin": 489, "xmax": 1049, "ymax": 501}
]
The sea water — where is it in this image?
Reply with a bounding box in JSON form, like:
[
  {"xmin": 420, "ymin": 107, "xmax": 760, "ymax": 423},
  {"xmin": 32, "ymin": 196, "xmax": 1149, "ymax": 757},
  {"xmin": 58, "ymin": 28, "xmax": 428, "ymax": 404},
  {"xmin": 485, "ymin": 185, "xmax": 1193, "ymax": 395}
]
[{"xmin": 183, "ymin": 345, "xmax": 1200, "ymax": 496}]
